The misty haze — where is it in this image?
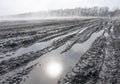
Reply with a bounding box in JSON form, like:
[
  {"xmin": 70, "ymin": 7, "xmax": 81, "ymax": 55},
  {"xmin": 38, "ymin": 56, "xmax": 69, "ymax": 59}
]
[{"xmin": 0, "ymin": 0, "xmax": 120, "ymax": 84}]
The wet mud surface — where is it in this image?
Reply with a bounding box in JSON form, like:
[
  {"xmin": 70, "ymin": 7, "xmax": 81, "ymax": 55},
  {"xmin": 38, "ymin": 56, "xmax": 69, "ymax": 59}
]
[{"xmin": 0, "ymin": 18, "xmax": 120, "ymax": 84}]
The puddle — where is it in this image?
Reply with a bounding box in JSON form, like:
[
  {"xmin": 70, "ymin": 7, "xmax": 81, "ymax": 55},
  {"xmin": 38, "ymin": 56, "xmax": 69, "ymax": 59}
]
[
  {"xmin": 0, "ymin": 30, "xmax": 78, "ymax": 60},
  {"xmin": 21, "ymin": 29, "xmax": 104, "ymax": 84}
]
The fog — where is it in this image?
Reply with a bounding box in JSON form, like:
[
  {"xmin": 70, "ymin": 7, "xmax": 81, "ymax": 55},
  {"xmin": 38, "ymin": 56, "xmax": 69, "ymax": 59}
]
[{"xmin": 0, "ymin": 0, "xmax": 120, "ymax": 16}]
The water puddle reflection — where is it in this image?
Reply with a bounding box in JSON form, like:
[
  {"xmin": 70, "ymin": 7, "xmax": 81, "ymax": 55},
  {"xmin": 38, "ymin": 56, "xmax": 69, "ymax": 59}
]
[{"xmin": 21, "ymin": 30, "xmax": 104, "ymax": 84}]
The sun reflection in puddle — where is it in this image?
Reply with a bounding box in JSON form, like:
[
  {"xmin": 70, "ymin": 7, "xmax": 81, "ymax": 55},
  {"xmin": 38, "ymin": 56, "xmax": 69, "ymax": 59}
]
[{"xmin": 45, "ymin": 61, "xmax": 63, "ymax": 78}]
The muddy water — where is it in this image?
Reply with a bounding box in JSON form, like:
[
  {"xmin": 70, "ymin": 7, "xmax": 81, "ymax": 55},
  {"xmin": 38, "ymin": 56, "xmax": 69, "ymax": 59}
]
[
  {"xmin": 0, "ymin": 29, "xmax": 78, "ymax": 60},
  {"xmin": 20, "ymin": 29, "xmax": 104, "ymax": 84}
]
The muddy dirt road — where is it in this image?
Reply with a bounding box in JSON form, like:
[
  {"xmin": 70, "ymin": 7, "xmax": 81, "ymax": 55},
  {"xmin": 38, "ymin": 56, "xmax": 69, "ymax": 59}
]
[{"xmin": 0, "ymin": 18, "xmax": 120, "ymax": 84}]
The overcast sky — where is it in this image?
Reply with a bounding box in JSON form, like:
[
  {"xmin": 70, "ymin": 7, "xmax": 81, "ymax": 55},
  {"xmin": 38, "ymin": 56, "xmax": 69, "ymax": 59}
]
[{"xmin": 0, "ymin": 0, "xmax": 120, "ymax": 16}]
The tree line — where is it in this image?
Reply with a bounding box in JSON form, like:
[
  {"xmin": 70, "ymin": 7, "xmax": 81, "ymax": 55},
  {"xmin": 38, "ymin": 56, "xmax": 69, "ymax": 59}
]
[{"xmin": 14, "ymin": 7, "xmax": 120, "ymax": 17}]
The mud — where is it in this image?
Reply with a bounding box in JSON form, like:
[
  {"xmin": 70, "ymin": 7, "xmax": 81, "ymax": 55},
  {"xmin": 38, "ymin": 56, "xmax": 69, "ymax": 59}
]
[{"xmin": 0, "ymin": 18, "xmax": 120, "ymax": 84}]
